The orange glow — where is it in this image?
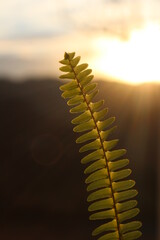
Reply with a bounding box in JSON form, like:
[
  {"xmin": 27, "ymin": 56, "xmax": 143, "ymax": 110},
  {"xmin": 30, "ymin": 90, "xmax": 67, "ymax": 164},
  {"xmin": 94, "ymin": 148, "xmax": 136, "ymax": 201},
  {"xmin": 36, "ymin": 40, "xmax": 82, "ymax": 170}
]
[{"xmin": 91, "ymin": 23, "xmax": 160, "ymax": 84}]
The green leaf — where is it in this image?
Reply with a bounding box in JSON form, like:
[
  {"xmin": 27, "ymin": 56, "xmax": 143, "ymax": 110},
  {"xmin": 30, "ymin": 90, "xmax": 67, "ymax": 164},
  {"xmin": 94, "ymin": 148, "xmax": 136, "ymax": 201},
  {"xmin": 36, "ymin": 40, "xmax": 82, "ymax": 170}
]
[
  {"xmin": 80, "ymin": 75, "xmax": 94, "ymax": 87},
  {"xmin": 59, "ymin": 52, "xmax": 141, "ymax": 240},
  {"xmin": 120, "ymin": 221, "xmax": 142, "ymax": 234},
  {"xmin": 76, "ymin": 129, "xmax": 98, "ymax": 143},
  {"xmin": 98, "ymin": 231, "xmax": 119, "ymax": 240},
  {"xmin": 87, "ymin": 178, "xmax": 110, "ymax": 192},
  {"xmin": 93, "ymin": 108, "xmax": 108, "ymax": 121},
  {"xmin": 89, "ymin": 100, "xmax": 104, "ymax": 112},
  {"xmin": 114, "ymin": 189, "xmax": 138, "ymax": 203},
  {"xmin": 89, "ymin": 208, "xmax": 115, "ymax": 220},
  {"xmin": 87, "ymin": 187, "xmax": 111, "ymax": 202},
  {"xmin": 81, "ymin": 149, "xmax": 104, "ymax": 164},
  {"xmin": 106, "ymin": 149, "xmax": 127, "ymax": 161},
  {"xmin": 112, "ymin": 180, "xmax": 135, "ymax": 192},
  {"xmin": 70, "ymin": 102, "xmax": 87, "ymax": 113},
  {"xmin": 59, "ymin": 65, "xmax": 72, "ymax": 72},
  {"xmin": 59, "ymin": 59, "xmax": 69, "ymax": 65},
  {"xmin": 70, "ymin": 56, "xmax": 81, "ymax": 67},
  {"xmin": 109, "ymin": 159, "xmax": 129, "ymax": 171},
  {"xmin": 60, "ymin": 80, "xmax": 78, "ymax": 91},
  {"xmin": 92, "ymin": 219, "xmax": 117, "ymax": 236},
  {"xmin": 74, "ymin": 63, "xmax": 88, "ymax": 74},
  {"xmin": 61, "ymin": 88, "xmax": 80, "ymax": 99},
  {"xmin": 116, "ymin": 200, "xmax": 137, "ymax": 213},
  {"xmin": 111, "ymin": 169, "xmax": 132, "ymax": 182},
  {"xmin": 77, "ymin": 69, "xmax": 92, "ymax": 80},
  {"xmin": 103, "ymin": 139, "xmax": 119, "ymax": 151},
  {"xmin": 97, "ymin": 117, "xmax": 115, "ymax": 131},
  {"xmin": 73, "ymin": 119, "xmax": 95, "ymax": 132},
  {"xmin": 85, "ymin": 168, "xmax": 108, "ymax": 184},
  {"xmin": 67, "ymin": 95, "xmax": 84, "ymax": 106},
  {"xmin": 100, "ymin": 126, "xmax": 117, "ymax": 140},
  {"xmin": 88, "ymin": 198, "xmax": 113, "ymax": 212},
  {"xmin": 79, "ymin": 139, "xmax": 101, "ymax": 153},
  {"xmin": 84, "ymin": 159, "xmax": 106, "ymax": 174},
  {"xmin": 86, "ymin": 89, "xmax": 99, "ymax": 103},
  {"xmin": 59, "ymin": 72, "xmax": 75, "ymax": 79},
  {"xmin": 83, "ymin": 83, "xmax": 97, "ymax": 94},
  {"xmin": 118, "ymin": 208, "xmax": 140, "ymax": 223},
  {"xmin": 65, "ymin": 52, "xmax": 75, "ymax": 60},
  {"xmin": 122, "ymin": 231, "xmax": 142, "ymax": 240}
]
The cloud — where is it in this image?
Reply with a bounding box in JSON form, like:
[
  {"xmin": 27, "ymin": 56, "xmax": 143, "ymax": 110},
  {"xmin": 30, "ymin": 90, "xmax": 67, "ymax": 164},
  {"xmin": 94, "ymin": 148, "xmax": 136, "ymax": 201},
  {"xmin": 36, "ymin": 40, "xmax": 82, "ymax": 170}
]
[
  {"xmin": 0, "ymin": 0, "xmax": 159, "ymax": 40},
  {"xmin": 0, "ymin": 32, "xmax": 96, "ymax": 77},
  {"xmin": 0, "ymin": 0, "xmax": 160, "ymax": 79},
  {"xmin": 1, "ymin": 0, "xmax": 158, "ymax": 40},
  {"xmin": 0, "ymin": 0, "xmax": 76, "ymax": 39}
]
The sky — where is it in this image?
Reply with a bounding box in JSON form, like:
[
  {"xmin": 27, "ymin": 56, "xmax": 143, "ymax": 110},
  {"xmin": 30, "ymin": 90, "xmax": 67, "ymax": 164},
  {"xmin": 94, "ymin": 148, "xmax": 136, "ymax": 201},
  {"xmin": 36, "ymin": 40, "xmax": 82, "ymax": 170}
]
[{"xmin": 0, "ymin": 0, "xmax": 160, "ymax": 84}]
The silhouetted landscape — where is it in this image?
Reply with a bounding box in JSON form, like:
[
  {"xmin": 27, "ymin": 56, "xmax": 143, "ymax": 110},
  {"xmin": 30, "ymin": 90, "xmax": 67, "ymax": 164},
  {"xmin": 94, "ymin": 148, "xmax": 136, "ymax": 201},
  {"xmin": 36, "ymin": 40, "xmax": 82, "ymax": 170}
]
[{"xmin": 0, "ymin": 78, "xmax": 159, "ymax": 239}]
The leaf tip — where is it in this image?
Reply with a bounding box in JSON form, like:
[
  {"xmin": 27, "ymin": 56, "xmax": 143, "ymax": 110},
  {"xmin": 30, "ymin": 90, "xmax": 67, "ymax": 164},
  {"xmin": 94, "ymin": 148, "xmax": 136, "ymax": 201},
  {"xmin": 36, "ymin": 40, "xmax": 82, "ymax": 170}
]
[
  {"xmin": 64, "ymin": 52, "xmax": 69, "ymax": 59},
  {"xmin": 59, "ymin": 75, "xmax": 63, "ymax": 79},
  {"xmin": 59, "ymin": 85, "xmax": 63, "ymax": 91},
  {"xmin": 76, "ymin": 138, "xmax": 81, "ymax": 144}
]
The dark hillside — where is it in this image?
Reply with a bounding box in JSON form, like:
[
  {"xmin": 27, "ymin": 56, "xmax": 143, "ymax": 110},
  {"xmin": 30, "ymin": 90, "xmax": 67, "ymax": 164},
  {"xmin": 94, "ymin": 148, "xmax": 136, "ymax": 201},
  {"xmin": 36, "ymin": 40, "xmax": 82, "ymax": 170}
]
[{"xmin": 0, "ymin": 78, "xmax": 159, "ymax": 239}]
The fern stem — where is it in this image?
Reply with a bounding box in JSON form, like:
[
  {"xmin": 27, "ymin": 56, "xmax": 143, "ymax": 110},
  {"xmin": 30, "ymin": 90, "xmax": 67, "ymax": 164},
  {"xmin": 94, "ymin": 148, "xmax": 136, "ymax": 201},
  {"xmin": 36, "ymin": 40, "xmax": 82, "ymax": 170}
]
[{"xmin": 69, "ymin": 59, "xmax": 122, "ymax": 239}]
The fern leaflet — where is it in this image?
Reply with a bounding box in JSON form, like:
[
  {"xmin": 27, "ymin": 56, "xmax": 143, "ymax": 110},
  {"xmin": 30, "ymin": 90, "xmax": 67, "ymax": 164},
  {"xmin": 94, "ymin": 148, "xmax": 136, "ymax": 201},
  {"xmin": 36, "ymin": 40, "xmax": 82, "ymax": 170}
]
[{"xmin": 59, "ymin": 52, "xmax": 142, "ymax": 240}]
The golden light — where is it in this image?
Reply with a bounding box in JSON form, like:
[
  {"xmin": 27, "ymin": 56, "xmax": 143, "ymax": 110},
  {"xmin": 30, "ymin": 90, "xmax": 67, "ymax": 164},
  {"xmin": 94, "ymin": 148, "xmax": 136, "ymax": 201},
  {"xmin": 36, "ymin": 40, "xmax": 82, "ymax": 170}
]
[{"xmin": 91, "ymin": 23, "xmax": 160, "ymax": 84}]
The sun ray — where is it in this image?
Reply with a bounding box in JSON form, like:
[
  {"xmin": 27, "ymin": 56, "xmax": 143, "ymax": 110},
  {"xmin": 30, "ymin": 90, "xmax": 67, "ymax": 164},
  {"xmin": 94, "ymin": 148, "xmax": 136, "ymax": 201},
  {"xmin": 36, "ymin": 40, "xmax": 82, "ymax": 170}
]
[{"xmin": 91, "ymin": 22, "xmax": 160, "ymax": 85}]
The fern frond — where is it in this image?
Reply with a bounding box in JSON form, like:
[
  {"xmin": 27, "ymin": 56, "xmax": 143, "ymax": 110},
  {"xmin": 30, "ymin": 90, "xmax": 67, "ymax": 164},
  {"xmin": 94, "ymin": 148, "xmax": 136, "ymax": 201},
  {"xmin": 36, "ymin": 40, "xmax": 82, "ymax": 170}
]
[{"xmin": 59, "ymin": 52, "xmax": 142, "ymax": 240}]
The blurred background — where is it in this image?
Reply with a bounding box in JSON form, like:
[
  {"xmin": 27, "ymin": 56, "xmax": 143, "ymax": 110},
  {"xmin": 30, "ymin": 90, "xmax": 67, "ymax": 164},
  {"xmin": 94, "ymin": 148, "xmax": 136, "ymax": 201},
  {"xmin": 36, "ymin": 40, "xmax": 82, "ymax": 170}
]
[{"xmin": 0, "ymin": 0, "xmax": 160, "ymax": 239}]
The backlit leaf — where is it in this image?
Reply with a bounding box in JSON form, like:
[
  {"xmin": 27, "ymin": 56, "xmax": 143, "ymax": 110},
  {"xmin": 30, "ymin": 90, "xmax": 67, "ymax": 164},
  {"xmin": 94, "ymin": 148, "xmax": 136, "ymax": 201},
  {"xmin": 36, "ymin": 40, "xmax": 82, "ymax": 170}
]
[
  {"xmin": 59, "ymin": 52, "xmax": 142, "ymax": 240},
  {"xmin": 79, "ymin": 139, "xmax": 101, "ymax": 153},
  {"xmin": 116, "ymin": 200, "xmax": 137, "ymax": 213},
  {"xmin": 74, "ymin": 63, "xmax": 88, "ymax": 74},
  {"xmin": 83, "ymin": 83, "xmax": 97, "ymax": 94},
  {"xmin": 84, "ymin": 158, "xmax": 106, "ymax": 174},
  {"xmin": 87, "ymin": 178, "xmax": 110, "ymax": 192},
  {"xmin": 93, "ymin": 108, "xmax": 108, "ymax": 121},
  {"xmin": 88, "ymin": 198, "xmax": 113, "ymax": 212},
  {"xmin": 59, "ymin": 65, "xmax": 72, "ymax": 72},
  {"xmin": 59, "ymin": 72, "xmax": 75, "ymax": 79},
  {"xmin": 60, "ymin": 80, "xmax": 78, "ymax": 91},
  {"xmin": 98, "ymin": 231, "xmax": 119, "ymax": 240},
  {"xmin": 89, "ymin": 208, "xmax": 115, "ymax": 220},
  {"xmin": 70, "ymin": 56, "xmax": 81, "ymax": 67},
  {"xmin": 77, "ymin": 69, "xmax": 92, "ymax": 80},
  {"xmin": 81, "ymin": 149, "xmax": 104, "ymax": 164},
  {"xmin": 118, "ymin": 208, "xmax": 140, "ymax": 223},
  {"xmin": 67, "ymin": 95, "xmax": 84, "ymax": 106},
  {"xmin": 92, "ymin": 219, "xmax": 117, "ymax": 236},
  {"xmin": 111, "ymin": 169, "xmax": 132, "ymax": 182},
  {"xmin": 109, "ymin": 159, "xmax": 129, "ymax": 172},
  {"xmin": 114, "ymin": 190, "xmax": 138, "ymax": 203},
  {"xmin": 85, "ymin": 168, "xmax": 108, "ymax": 184},
  {"xmin": 97, "ymin": 117, "xmax": 115, "ymax": 131},
  {"xmin": 73, "ymin": 119, "xmax": 95, "ymax": 132},
  {"xmin": 87, "ymin": 187, "xmax": 112, "ymax": 202},
  {"xmin": 120, "ymin": 221, "xmax": 142, "ymax": 234},
  {"xmin": 89, "ymin": 100, "xmax": 104, "ymax": 112},
  {"xmin": 106, "ymin": 149, "xmax": 127, "ymax": 161},
  {"xmin": 76, "ymin": 129, "xmax": 98, "ymax": 143},
  {"xmin": 70, "ymin": 102, "xmax": 87, "ymax": 113},
  {"xmin": 112, "ymin": 180, "xmax": 135, "ymax": 192},
  {"xmin": 80, "ymin": 75, "xmax": 94, "ymax": 87},
  {"xmin": 86, "ymin": 89, "xmax": 99, "ymax": 103},
  {"xmin": 122, "ymin": 231, "xmax": 142, "ymax": 240},
  {"xmin": 61, "ymin": 88, "xmax": 80, "ymax": 99}
]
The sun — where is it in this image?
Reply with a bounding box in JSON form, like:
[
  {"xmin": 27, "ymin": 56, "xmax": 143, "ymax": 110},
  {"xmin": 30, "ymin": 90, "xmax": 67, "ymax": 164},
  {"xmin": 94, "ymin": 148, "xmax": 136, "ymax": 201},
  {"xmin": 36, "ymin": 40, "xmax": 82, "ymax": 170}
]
[{"xmin": 91, "ymin": 23, "xmax": 160, "ymax": 85}]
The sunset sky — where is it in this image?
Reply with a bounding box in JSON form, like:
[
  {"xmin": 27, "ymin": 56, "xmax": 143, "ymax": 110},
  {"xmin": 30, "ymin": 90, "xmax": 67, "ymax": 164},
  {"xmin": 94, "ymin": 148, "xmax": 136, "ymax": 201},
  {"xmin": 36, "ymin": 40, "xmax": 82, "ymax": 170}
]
[{"xmin": 0, "ymin": 0, "xmax": 160, "ymax": 84}]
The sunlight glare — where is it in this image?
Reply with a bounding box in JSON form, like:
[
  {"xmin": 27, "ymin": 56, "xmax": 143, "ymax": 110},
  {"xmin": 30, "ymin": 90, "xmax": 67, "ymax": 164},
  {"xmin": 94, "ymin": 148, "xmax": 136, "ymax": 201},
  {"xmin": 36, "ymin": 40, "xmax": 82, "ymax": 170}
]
[{"xmin": 92, "ymin": 23, "xmax": 160, "ymax": 84}]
